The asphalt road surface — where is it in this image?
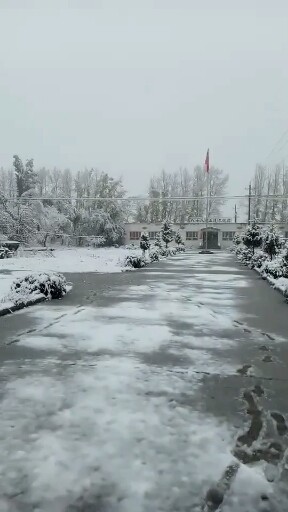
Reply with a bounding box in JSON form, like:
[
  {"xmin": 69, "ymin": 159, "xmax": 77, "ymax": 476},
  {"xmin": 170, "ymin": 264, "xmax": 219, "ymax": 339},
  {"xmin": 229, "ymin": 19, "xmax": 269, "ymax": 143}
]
[{"xmin": 1, "ymin": 251, "xmax": 288, "ymax": 512}]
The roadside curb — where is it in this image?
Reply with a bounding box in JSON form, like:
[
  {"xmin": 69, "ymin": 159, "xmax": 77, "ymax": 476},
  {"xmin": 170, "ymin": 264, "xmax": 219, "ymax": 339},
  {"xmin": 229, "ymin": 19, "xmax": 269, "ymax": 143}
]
[
  {"xmin": 259, "ymin": 272, "xmax": 288, "ymax": 300},
  {"xmin": 0, "ymin": 296, "xmax": 46, "ymax": 318}
]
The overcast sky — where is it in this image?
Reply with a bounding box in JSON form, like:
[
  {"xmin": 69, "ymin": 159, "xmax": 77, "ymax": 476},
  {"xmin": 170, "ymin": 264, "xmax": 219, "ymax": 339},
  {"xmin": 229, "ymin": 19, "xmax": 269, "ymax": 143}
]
[{"xmin": 0, "ymin": 0, "xmax": 288, "ymax": 197}]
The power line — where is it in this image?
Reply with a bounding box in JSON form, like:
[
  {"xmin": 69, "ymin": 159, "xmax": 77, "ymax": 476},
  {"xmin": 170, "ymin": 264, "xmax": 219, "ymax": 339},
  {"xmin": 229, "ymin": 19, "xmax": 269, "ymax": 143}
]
[
  {"xmin": 263, "ymin": 127, "xmax": 288, "ymax": 164},
  {"xmin": 3, "ymin": 194, "xmax": 288, "ymax": 202}
]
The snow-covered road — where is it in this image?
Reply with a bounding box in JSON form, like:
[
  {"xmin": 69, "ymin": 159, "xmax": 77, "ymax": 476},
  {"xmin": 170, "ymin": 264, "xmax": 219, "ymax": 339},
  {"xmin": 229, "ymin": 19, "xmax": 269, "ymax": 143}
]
[{"xmin": 0, "ymin": 251, "xmax": 288, "ymax": 511}]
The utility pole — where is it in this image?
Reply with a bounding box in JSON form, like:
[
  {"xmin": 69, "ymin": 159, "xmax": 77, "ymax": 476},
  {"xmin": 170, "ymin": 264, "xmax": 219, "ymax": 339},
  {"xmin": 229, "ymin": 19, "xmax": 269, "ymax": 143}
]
[
  {"xmin": 247, "ymin": 183, "xmax": 251, "ymax": 225},
  {"xmin": 234, "ymin": 204, "xmax": 237, "ymax": 223}
]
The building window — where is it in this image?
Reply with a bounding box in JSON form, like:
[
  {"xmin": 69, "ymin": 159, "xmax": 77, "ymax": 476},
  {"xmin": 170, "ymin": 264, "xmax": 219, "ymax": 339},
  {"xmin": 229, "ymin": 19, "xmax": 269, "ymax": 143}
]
[
  {"xmin": 130, "ymin": 231, "xmax": 141, "ymax": 240},
  {"xmin": 148, "ymin": 231, "xmax": 159, "ymax": 240},
  {"xmin": 222, "ymin": 231, "xmax": 235, "ymax": 241},
  {"xmin": 186, "ymin": 231, "xmax": 198, "ymax": 240},
  {"xmin": 285, "ymin": 232, "xmax": 288, "ymax": 239}
]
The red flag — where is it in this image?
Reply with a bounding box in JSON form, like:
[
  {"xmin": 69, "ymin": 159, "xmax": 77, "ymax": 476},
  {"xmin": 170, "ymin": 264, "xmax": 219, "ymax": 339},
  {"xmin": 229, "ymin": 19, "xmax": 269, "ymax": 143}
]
[{"xmin": 204, "ymin": 149, "xmax": 209, "ymax": 172}]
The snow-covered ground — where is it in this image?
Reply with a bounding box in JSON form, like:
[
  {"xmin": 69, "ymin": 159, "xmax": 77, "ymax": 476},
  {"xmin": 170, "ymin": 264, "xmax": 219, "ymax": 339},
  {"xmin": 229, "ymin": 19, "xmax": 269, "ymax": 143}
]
[
  {"xmin": 0, "ymin": 251, "xmax": 278, "ymax": 511},
  {"xmin": 0, "ymin": 247, "xmax": 141, "ymax": 307},
  {"xmin": 1, "ymin": 246, "xmax": 141, "ymax": 274}
]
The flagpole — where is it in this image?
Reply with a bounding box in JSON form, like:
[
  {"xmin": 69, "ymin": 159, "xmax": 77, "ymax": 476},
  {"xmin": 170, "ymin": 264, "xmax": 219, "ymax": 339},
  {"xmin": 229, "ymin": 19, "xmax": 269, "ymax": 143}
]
[
  {"xmin": 204, "ymin": 148, "xmax": 210, "ymax": 251},
  {"xmin": 205, "ymin": 170, "xmax": 209, "ymax": 250}
]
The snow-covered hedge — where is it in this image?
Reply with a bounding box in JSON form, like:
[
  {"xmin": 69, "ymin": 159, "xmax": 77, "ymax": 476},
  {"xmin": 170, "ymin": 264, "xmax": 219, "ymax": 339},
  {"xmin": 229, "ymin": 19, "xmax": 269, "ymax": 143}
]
[
  {"xmin": 261, "ymin": 257, "xmax": 288, "ymax": 279},
  {"xmin": 7, "ymin": 272, "xmax": 68, "ymax": 306},
  {"xmin": 250, "ymin": 250, "xmax": 268, "ymax": 269},
  {"xmin": 268, "ymin": 277, "xmax": 288, "ymax": 298},
  {"xmin": 124, "ymin": 242, "xmax": 182, "ymax": 270},
  {"xmin": 124, "ymin": 255, "xmax": 147, "ymax": 269},
  {"xmin": 149, "ymin": 247, "xmax": 160, "ymax": 262},
  {"xmin": 236, "ymin": 246, "xmax": 253, "ymax": 265},
  {"xmin": 235, "ymin": 240, "xmax": 288, "ymax": 302},
  {"xmin": 167, "ymin": 247, "xmax": 177, "ymax": 256}
]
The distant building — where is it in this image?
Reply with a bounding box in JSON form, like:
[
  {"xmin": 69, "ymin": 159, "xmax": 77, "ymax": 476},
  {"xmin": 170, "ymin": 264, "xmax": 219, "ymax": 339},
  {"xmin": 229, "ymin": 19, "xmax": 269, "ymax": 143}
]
[{"xmin": 124, "ymin": 219, "xmax": 288, "ymax": 250}]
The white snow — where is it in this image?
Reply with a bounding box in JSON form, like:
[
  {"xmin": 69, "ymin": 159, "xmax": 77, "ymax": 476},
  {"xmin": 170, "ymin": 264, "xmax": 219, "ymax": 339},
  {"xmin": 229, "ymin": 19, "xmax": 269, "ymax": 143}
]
[
  {"xmin": 0, "ymin": 270, "xmax": 30, "ymax": 310},
  {"xmin": 236, "ymin": 245, "xmax": 288, "ymax": 300},
  {"xmin": 265, "ymin": 274, "xmax": 288, "ymax": 297},
  {"xmin": 1, "ymin": 246, "xmax": 141, "ymax": 274},
  {"xmin": 0, "ymin": 359, "xmax": 237, "ymax": 512},
  {"xmin": 274, "ymin": 276, "xmax": 288, "ymax": 295}
]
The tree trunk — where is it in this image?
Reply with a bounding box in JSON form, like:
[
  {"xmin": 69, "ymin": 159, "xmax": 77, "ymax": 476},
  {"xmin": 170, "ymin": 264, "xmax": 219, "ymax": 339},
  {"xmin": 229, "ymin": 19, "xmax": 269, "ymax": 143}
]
[{"xmin": 43, "ymin": 233, "xmax": 49, "ymax": 247}]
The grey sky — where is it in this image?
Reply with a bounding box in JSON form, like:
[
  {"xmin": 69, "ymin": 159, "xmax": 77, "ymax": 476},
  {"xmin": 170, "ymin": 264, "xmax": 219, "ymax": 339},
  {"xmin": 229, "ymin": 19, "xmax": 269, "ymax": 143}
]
[{"xmin": 0, "ymin": 0, "xmax": 288, "ymax": 196}]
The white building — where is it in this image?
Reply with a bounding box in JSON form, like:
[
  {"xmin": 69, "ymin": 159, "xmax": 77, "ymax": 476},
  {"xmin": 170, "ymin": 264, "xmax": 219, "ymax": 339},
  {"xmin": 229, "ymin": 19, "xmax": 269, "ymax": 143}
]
[{"xmin": 124, "ymin": 219, "xmax": 288, "ymax": 250}]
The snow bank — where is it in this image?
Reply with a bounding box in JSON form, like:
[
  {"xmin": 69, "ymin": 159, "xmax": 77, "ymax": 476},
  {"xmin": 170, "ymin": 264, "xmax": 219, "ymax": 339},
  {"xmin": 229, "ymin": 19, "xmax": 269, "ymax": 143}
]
[
  {"xmin": 7, "ymin": 272, "xmax": 68, "ymax": 306},
  {"xmin": 0, "ymin": 272, "xmax": 70, "ymax": 315},
  {"xmin": 272, "ymin": 276, "xmax": 288, "ymax": 296}
]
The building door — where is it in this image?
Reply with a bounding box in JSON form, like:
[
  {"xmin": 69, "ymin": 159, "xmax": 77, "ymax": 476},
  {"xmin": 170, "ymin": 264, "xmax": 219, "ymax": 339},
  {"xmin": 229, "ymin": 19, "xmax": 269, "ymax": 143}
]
[{"xmin": 202, "ymin": 230, "xmax": 219, "ymax": 249}]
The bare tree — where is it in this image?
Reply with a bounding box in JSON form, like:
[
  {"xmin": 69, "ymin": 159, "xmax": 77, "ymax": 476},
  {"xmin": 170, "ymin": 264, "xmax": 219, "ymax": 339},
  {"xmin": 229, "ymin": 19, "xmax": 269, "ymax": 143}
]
[{"xmin": 208, "ymin": 168, "xmax": 229, "ymax": 217}]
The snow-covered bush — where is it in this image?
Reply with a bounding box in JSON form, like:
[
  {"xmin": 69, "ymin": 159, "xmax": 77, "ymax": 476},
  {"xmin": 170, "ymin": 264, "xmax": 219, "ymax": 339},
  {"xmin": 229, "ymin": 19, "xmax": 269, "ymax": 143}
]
[
  {"xmin": 281, "ymin": 244, "xmax": 288, "ymax": 267},
  {"xmin": 158, "ymin": 247, "xmax": 177, "ymax": 257},
  {"xmin": 158, "ymin": 247, "xmax": 168, "ymax": 257},
  {"xmin": 8, "ymin": 272, "xmax": 68, "ymax": 306},
  {"xmin": 261, "ymin": 258, "xmax": 287, "ymax": 279},
  {"xmin": 250, "ymin": 250, "xmax": 268, "ymax": 269},
  {"xmin": 153, "ymin": 236, "xmax": 166, "ymax": 256},
  {"xmin": 124, "ymin": 255, "xmax": 147, "ymax": 269},
  {"xmin": 236, "ymin": 246, "xmax": 253, "ymax": 265},
  {"xmin": 0, "ymin": 246, "xmax": 12, "ymax": 259},
  {"xmin": 242, "ymin": 221, "xmax": 263, "ymax": 254},
  {"xmin": 262, "ymin": 225, "xmax": 283, "ymax": 260},
  {"xmin": 175, "ymin": 245, "xmax": 185, "ymax": 253},
  {"xmin": 174, "ymin": 231, "xmax": 184, "ymax": 247},
  {"xmin": 140, "ymin": 232, "xmax": 150, "ymax": 255},
  {"xmin": 233, "ymin": 233, "xmax": 242, "ymax": 246},
  {"xmin": 154, "ymin": 233, "xmax": 164, "ymax": 250},
  {"xmin": 149, "ymin": 247, "xmax": 160, "ymax": 262},
  {"xmin": 235, "ymin": 245, "xmax": 243, "ymax": 257},
  {"xmin": 168, "ymin": 247, "xmax": 177, "ymax": 256},
  {"xmin": 161, "ymin": 220, "xmax": 173, "ymax": 248}
]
